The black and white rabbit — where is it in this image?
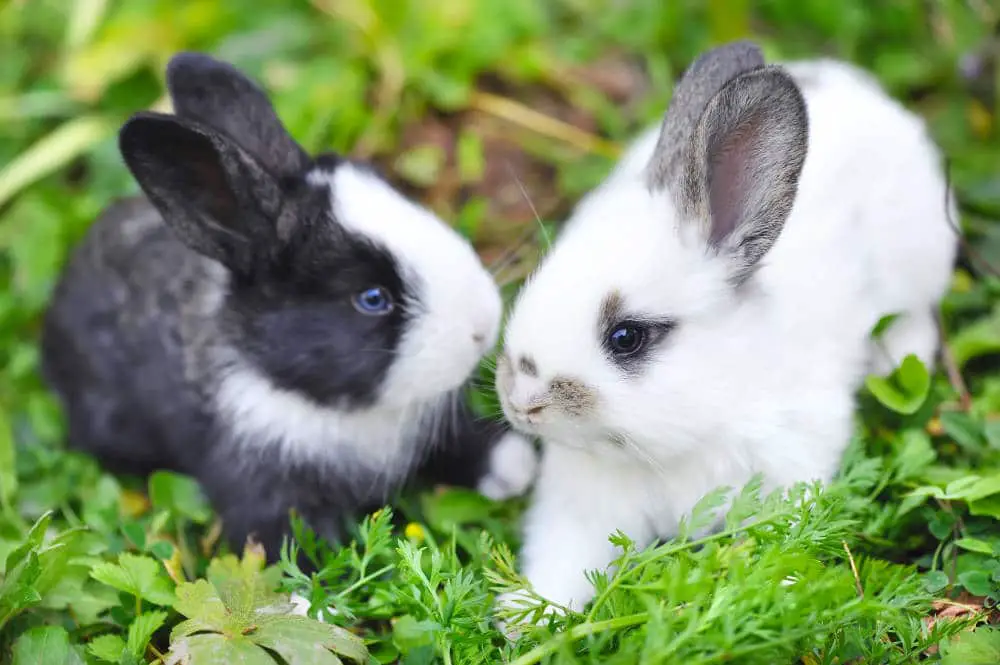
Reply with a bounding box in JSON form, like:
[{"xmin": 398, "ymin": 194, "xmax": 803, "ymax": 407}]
[
  {"xmin": 494, "ymin": 41, "xmax": 957, "ymax": 621},
  {"xmin": 40, "ymin": 52, "xmax": 537, "ymax": 562}
]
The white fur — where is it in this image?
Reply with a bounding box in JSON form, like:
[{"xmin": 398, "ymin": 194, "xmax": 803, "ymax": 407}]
[
  {"xmin": 496, "ymin": 58, "xmax": 957, "ymax": 617},
  {"xmin": 309, "ymin": 165, "xmax": 503, "ymax": 408},
  {"xmin": 476, "ymin": 431, "xmax": 540, "ymax": 500},
  {"xmin": 209, "ymin": 164, "xmax": 506, "ymax": 475}
]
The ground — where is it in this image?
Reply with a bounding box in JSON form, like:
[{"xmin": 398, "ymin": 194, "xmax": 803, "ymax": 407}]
[{"xmin": 1, "ymin": 1, "xmax": 1000, "ymax": 663}]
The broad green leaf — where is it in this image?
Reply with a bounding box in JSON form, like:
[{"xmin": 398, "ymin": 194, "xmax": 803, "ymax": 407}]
[
  {"xmin": 940, "ymin": 412, "xmax": 987, "ymax": 451},
  {"xmin": 253, "ymin": 615, "xmax": 370, "ymax": 665},
  {"xmin": 148, "ymin": 471, "xmax": 212, "ymax": 524},
  {"xmin": 88, "ymin": 634, "xmax": 126, "ymax": 663},
  {"xmin": 958, "ymin": 570, "xmax": 994, "ymax": 596},
  {"xmin": 422, "ymin": 488, "xmax": 495, "ymax": 530},
  {"xmin": 941, "ymin": 627, "xmax": 1000, "ymax": 664},
  {"xmin": 954, "ymin": 538, "xmax": 997, "ymax": 555},
  {"xmin": 11, "ymin": 625, "xmax": 71, "ymax": 665},
  {"xmin": 870, "ymin": 312, "xmax": 902, "ymax": 340},
  {"xmin": 865, "ymin": 354, "xmax": 930, "ymax": 414},
  {"xmin": 164, "ymin": 634, "xmax": 276, "ymax": 665},
  {"xmin": 898, "ymin": 485, "xmax": 944, "ymax": 516},
  {"xmin": 950, "ymin": 307, "xmax": 1000, "ymax": 369},
  {"xmin": 172, "ymin": 580, "xmax": 231, "ymax": 636},
  {"xmin": 924, "ymin": 570, "xmax": 950, "ymax": 593},
  {"xmin": 970, "ymin": 495, "xmax": 1000, "ymax": 519},
  {"xmin": 127, "ymin": 611, "xmax": 168, "ymax": 657},
  {"xmin": 392, "ymin": 614, "xmax": 439, "ymax": 652},
  {"xmin": 947, "ymin": 475, "xmax": 1000, "ymax": 502},
  {"xmin": 90, "ymin": 553, "xmax": 175, "ymax": 606}
]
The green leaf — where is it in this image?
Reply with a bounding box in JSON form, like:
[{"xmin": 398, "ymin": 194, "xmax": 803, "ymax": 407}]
[
  {"xmin": 940, "ymin": 412, "xmax": 987, "ymax": 451},
  {"xmin": 865, "ymin": 354, "xmax": 931, "ymax": 414},
  {"xmin": 127, "ymin": 611, "xmax": 168, "ymax": 657},
  {"xmin": 950, "ymin": 307, "xmax": 1000, "ymax": 369},
  {"xmin": 164, "ymin": 634, "xmax": 276, "ymax": 665},
  {"xmin": 253, "ymin": 615, "xmax": 370, "ymax": 665},
  {"xmin": 954, "ymin": 538, "xmax": 997, "ymax": 555},
  {"xmin": 5, "ymin": 511, "xmax": 54, "ymax": 574},
  {"xmin": 958, "ymin": 570, "xmax": 994, "ymax": 596},
  {"xmin": 0, "ymin": 114, "xmax": 117, "ymax": 208},
  {"xmin": 422, "ymin": 488, "xmax": 494, "ymax": 531},
  {"xmin": 970, "ymin": 495, "xmax": 1000, "ymax": 519},
  {"xmin": 941, "ymin": 627, "xmax": 1000, "ymax": 664},
  {"xmin": 11, "ymin": 625, "xmax": 71, "ymax": 665},
  {"xmin": 924, "ymin": 570, "xmax": 950, "ymax": 593},
  {"xmin": 948, "ymin": 475, "xmax": 1000, "ymax": 502},
  {"xmin": 394, "ymin": 144, "xmax": 444, "ymax": 187},
  {"xmin": 172, "ymin": 579, "xmax": 231, "ymax": 636},
  {"xmin": 870, "ymin": 312, "xmax": 902, "ymax": 340},
  {"xmin": 392, "ymin": 614, "xmax": 439, "ymax": 653},
  {"xmin": 148, "ymin": 471, "xmax": 212, "ymax": 524},
  {"xmin": 0, "ymin": 410, "xmax": 16, "ymax": 505},
  {"xmin": 90, "ymin": 552, "xmax": 175, "ymax": 606},
  {"xmin": 88, "ymin": 634, "xmax": 126, "ymax": 663}
]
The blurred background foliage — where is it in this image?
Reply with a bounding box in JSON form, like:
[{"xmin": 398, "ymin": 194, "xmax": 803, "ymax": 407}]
[{"xmin": 1, "ymin": 0, "xmax": 1000, "ymax": 662}]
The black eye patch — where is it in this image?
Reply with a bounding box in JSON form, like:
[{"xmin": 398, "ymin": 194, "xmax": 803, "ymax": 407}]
[{"xmin": 597, "ymin": 290, "xmax": 677, "ymax": 375}]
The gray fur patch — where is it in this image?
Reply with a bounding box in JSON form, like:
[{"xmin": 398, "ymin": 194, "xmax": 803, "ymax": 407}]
[
  {"xmin": 519, "ymin": 355, "xmax": 538, "ymax": 377},
  {"xmin": 549, "ymin": 376, "xmax": 597, "ymax": 416},
  {"xmin": 646, "ymin": 40, "xmax": 765, "ymax": 193},
  {"xmin": 598, "ymin": 290, "xmax": 625, "ymax": 335}
]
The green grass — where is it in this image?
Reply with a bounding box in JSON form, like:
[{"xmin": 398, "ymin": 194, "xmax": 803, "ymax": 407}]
[{"xmin": 2, "ymin": 0, "xmax": 1000, "ymax": 663}]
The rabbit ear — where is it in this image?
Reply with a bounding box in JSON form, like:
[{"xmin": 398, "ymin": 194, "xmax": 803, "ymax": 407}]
[
  {"xmin": 119, "ymin": 111, "xmax": 290, "ymax": 275},
  {"xmin": 165, "ymin": 52, "xmax": 310, "ymax": 177},
  {"xmin": 646, "ymin": 40, "xmax": 766, "ymax": 192},
  {"xmin": 652, "ymin": 63, "xmax": 809, "ymax": 285}
]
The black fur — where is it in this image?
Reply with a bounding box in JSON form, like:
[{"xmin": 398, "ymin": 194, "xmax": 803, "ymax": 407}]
[{"xmin": 39, "ymin": 52, "xmax": 515, "ymax": 564}]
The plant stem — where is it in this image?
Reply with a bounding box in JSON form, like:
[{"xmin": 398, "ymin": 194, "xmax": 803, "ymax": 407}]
[
  {"xmin": 508, "ymin": 613, "xmax": 649, "ymax": 665},
  {"xmin": 334, "ymin": 564, "xmax": 395, "ymax": 601},
  {"xmin": 586, "ymin": 515, "xmax": 782, "ymax": 621}
]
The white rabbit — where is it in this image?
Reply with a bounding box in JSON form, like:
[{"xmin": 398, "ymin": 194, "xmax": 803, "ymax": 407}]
[{"xmin": 493, "ymin": 40, "xmax": 957, "ymax": 619}]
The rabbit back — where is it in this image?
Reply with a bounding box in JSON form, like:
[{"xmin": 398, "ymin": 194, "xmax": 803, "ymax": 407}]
[{"xmin": 41, "ymin": 197, "xmax": 219, "ymax": 476}]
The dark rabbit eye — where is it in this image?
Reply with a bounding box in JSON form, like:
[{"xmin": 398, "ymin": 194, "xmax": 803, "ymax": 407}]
[
  {"xmin": 608, "ymin": 324, "xmax": 644, "ymax": 355},
  {"xmin": 353, "ymin": 287, "xmax": 394, "ymax": 315}
]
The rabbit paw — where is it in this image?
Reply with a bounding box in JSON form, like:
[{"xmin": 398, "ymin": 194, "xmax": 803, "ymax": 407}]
[{"xmin": 477, "ymin": 432, "xmax": 539, "ymax": 501}]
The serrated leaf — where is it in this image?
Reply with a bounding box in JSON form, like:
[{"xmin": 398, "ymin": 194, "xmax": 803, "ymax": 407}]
[
  {"xmin": 90, "ymin": 553, "xmax": 175, "ymax": 606},
  {"xmin": 164, "ymin": 634, "xmax": 276, "ymax": 665},
  {"xmin": 88, "ymin": 634, "xmax": 127, "ymax": 663},
  {"xmin": 148, "ymin": 471, "xmax": 212, "ymax": 524},
  {"xmin": 172, "ymin": 579, "xmax": 230, "ymax": 634},
  {"xmin": 253, "ymin": 615, "xmax": 369, "ymax": 664},
  {"xmin": 5, "ymin": 511, "xmax": 54, "ymax": 574},
  {"xmin": 127, "ymin": 611, "xmax": 168, "ymax": 656},
  {"xmin": 941, "ymin": 627, "xmax": 1000, "ymax": 664},
  {"xmin": 11, "ymin": 625, "xmax": 71, "ymax": 665}
]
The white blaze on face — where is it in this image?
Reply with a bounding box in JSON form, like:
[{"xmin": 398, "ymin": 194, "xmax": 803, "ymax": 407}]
[{"xmin": 308, "ymin": 164, "xmax": 503, "ymax": 407}]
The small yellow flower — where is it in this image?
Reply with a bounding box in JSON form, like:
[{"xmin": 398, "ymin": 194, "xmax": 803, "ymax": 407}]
[{"xmin": 404, "ymin": 522, "xmax": 426, "ymax": 542}]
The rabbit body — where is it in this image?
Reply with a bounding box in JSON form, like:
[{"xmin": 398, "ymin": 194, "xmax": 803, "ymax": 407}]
[
  {"xmin": 495, "ymin": 44, "xmax": 957, "ymax": 615},
  {"xmin": 41, "ymin": 53, "xmax": 537, "ymax": 561}
]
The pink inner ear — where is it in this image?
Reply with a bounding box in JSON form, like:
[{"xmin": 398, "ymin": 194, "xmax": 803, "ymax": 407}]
[{"xmin": 706, "ymin": 113, "xmax": 763, "ymax": 247}]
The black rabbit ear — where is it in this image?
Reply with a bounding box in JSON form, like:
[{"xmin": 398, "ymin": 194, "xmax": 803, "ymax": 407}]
[
  {"xmin": 165, "ymin": 52, "xmax": 310, "ymax": 177},
  {"xmin": 119, "ymin": 111, "xmax": 285, "ymax": 275}
]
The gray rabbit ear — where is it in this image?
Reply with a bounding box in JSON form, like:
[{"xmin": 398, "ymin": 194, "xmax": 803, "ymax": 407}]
[
  {"xmin": 119, "ymin": 111, "xmax": 285, "ymax": 275},
  {"xmin": 646, "ymin": 40, "xmax": 766, "ymax": 192},
  {"xmin": 669, "ymin": 66, "xmax": 809, "ymax": 285},
  {"xmin": 165, "ymin": 52, "xmax": 310, "ymax": 177}
]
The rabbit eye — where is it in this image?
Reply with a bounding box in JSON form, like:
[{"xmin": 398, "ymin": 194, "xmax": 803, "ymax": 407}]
[
  {"xmin": 353, "ymin": 287, "xmax": 394, "ymax": 315},
  {"xmin": 608, "ymin": 324, "xmax": 645, "ymax": 355}
]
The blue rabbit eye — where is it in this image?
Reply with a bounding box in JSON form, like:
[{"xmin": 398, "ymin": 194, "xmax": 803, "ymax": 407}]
[{"xmin": 353, "ymin": 287, "xmax": 394, "ymax": 315}]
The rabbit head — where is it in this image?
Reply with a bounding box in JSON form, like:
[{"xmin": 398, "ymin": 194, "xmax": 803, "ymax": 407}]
[
  {"xmin": 118, "ymin": 53, "xmax": 502, "ymax": 413},
  {"xmin": 496, "ymin": 42, "xmax": 809, "ymax": 458}
]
